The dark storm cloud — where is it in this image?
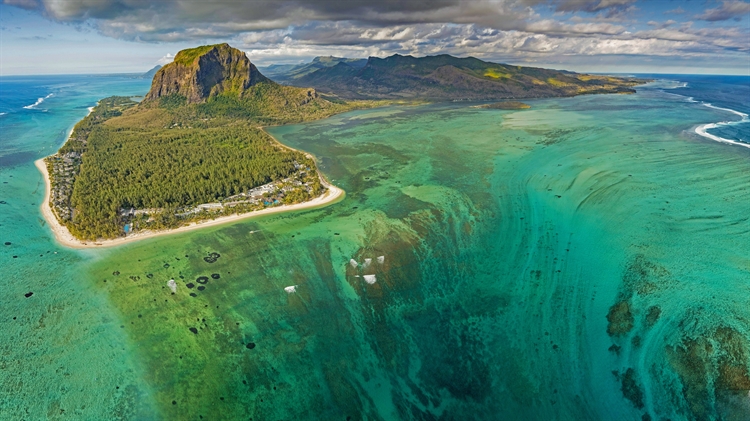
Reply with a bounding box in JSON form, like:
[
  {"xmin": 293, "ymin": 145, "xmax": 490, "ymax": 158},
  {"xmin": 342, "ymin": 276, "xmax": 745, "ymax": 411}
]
[
  {"xmin": 548, "ymin": 0, "xmax": 637, "ymax": 13},
  {"xmin": 2, "ymin": 0, "xmax": 748, "ymax": 70},
  {"xmin": 1, "ymin": 0, "xmax": 536, "ymax": 41},
  {"xmin": 695, "ymin": 1, "xmax": 750, "ymax": 22}
]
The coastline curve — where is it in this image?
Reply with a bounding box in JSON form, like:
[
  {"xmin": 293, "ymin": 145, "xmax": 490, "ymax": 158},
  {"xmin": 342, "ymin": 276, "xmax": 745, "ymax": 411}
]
[{"xmin": 35, "ymin": 156, "xmax": 345, "ymax": 249}]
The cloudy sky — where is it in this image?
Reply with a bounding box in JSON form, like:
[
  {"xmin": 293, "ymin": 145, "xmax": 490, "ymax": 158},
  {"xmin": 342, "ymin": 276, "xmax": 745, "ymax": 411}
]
[{"xmin": 1, "ymin": 0, "xmax": 749, "ymax": 75}]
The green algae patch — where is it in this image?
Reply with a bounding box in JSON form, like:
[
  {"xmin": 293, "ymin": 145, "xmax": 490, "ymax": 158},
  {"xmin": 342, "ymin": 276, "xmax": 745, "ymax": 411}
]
[{"xmin": 475, "ymin": 101, "xmax": 531, "ymax": 110}]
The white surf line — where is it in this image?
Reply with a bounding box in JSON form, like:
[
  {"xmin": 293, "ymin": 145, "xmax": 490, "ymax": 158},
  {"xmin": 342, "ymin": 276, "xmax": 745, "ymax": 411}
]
[
  {"xmin": 694, "ymin": 102, "xmax": 750, "ymax": 149},
  {"xmin": 23, "ymin": 93, "xmax": 53, "ymax": 110}
]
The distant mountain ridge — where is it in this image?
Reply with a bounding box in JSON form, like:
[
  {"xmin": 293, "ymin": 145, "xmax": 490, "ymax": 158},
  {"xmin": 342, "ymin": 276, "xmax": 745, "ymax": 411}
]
[
  {"xmin": 283, "ymin": 53, "xmax": 643, "ymax": 100},
  {"xmin": 139, "ymin": 65, "xmax": 162, "ymax": 79},
  {"xmin": 259, "ymin": 56, "xmax": 367, "ymax": 83}
]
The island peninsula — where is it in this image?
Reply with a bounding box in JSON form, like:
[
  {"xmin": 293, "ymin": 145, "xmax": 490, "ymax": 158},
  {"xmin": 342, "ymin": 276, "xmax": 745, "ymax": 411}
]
[{"xmin": 38, "ymin": 43, "xmax": 644, "ymax": 248}]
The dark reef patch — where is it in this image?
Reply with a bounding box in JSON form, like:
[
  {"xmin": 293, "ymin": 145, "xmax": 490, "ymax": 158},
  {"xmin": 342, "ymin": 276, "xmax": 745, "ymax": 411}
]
[
  {"xmin": 246, "ymin": 343, "xmax": 256, "ymax": 349},
  {"xmin": 189, "ymin": 327, "xmax": 198, "ymax": 334},
  {"xmin": 606, "ymin": 301, "xmax": 634, "ymax": 336},
  {"xmin": 667, "ymin": 325, "xmax": 750, "ymax": 420},
  {"xmin": 620, "ymin": 368, "xmax": 645, "ymax": 409},
  {"xmin": 623, "ymin": 254, "xmax": 671, "ymax": 295},
  {"xmin": 211, "ymin": 273, "xmax": 220, "ymax": 279},
  {"xmin": 24, "ymin": 292, "xmax": 33, "ymax": 298},
  {"xmin": 196, "ymin": 276, "xmax": 209, "ymax": 284},
  {"xmin": 186, "ymin": 283, "xmax": 195, "ymax": 289},
  {"xmin": 645, "ymin": 306, "xmax": 661, "ymax": 327},
  {"xmin": 203, "ymin": 252, "xmax": 220, "ymax": 263}
]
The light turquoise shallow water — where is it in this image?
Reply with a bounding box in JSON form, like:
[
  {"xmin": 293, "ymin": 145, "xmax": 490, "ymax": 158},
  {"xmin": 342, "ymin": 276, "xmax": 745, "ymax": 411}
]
[{"xmin": 1, "ymin": 77, "xmax": 749, "ymax": 420}]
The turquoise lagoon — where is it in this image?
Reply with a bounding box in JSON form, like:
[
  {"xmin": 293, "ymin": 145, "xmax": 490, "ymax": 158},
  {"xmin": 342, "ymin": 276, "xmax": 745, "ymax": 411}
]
[{"xmin": 1, "ymin": 75, "xmax": 749, "ymax": 420}]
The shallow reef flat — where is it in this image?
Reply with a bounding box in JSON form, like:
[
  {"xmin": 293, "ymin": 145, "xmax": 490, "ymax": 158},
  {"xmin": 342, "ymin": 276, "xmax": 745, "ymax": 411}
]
[
  {"xmin": 77, "ymin": 89, "xmax": 750, "ymax": 420},
  {"xmin": 3, "ymin": 80, "xmax": 749, "ymax": 419}
]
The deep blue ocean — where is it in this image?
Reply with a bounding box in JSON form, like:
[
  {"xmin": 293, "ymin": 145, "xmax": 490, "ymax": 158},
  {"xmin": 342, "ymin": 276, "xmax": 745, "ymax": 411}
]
[
  {"xmin": 0, "ymin": 74, "xmax": 153, "ymax": 168},
  {"xmin": 633, "ymin": 74, "xmax": 750, "ymax": 146}
]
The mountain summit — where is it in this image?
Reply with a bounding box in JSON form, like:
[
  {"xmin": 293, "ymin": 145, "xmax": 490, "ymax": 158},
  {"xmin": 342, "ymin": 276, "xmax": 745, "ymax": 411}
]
[{"xmin": 144, "ymin": 43, "xmax": 268, "ymax": 103}]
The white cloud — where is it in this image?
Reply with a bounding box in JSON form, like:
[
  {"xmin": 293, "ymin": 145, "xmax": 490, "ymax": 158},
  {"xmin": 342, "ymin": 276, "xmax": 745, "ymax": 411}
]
[{"xmin": 156, "ymin": 53, "xmax": 174, "ymax": 65}]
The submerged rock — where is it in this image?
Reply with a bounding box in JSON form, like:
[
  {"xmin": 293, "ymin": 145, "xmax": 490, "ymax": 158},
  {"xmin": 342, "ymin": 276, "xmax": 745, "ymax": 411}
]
[
  {"xmin": 606, "ymin": 301, "xmax": 634, "ymax": 336},
  {"xmin": 645, "ymin": 306, "xmax": 661, "ymax": 327},
  {"xmin": 620, "ymin": 368, "xmax": 645, "ymax": 409}
]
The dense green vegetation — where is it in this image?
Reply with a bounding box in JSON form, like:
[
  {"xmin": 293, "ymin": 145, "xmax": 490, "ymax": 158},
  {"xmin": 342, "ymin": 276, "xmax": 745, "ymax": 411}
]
[
  {"xmin": 59, "ymin": 96, "xmax": 138, "ymax": 155},
  {"xmin": 68, "ymin": 123, "xmax": 301, "ymax": 239},
  {"xmin": 47, "ymin": 93, "xmax": 360, "ymax": 240},
  {"xmin": 173, "ymin": 45, "xmax": 216, "ymax": 65}
]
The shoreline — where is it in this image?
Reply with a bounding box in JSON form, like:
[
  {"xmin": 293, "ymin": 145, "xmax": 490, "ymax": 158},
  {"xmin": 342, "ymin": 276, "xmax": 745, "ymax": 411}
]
[
  {"xmin": 35, "ymin": 131, "xmax": 345, "ymax": 249},
  {"xmin": 36, "ymin": 104, "xmax": 346, "ymax": 250},
  {"xmin": 36, "ymin": 158, "xmax": 343, "ymax": 249}
]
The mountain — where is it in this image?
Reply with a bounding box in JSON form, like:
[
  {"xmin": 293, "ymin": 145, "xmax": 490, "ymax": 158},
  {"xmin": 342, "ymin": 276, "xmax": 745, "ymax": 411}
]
[
  {"xmin": 290, "ymin": 54, "xmax": 643, "ymax": 100},
  {"xmin": 139, "ymin": 43, "xmax": 364, "ymax": 123},
  {"xmin": 144, "ymin": 44, "xmax": 270, "ymax": 103},
  {"xmin": 259, "ymin": 56, "xmax": 368, "ymax": 84},
  {"xmin": 138, "ymin": 65, "xmax": 162, "ymax": 79}
]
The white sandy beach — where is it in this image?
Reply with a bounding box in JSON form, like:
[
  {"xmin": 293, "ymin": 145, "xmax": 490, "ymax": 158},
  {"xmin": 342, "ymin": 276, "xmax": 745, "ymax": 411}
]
[{"xmin": 35, "ymin": 158, "xmax": 344, "ymax": 249}]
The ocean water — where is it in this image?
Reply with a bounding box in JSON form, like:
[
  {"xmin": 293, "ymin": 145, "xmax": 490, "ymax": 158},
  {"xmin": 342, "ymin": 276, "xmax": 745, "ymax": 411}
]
[{"xmin": 1, "ymin": 74, "xmax": 749, "ymax": 420}]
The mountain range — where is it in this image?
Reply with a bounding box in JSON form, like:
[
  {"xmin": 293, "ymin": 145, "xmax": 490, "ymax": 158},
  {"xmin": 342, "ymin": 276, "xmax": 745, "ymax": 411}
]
[
  {"xmin": 273, "ymin": 54, "xmax": 642, "ymax": 101},
  {"xmin": 258, "ymin": 56, "xmax": 367, "ymax": 84}
]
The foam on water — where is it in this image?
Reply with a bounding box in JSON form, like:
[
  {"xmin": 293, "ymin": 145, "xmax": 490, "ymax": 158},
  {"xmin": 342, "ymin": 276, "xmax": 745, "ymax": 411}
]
[
  {"xmin": 694, "ymin": 102, "xmax": 750, "ymax": 148},
  {"xmin": 22, "ymin": 93, "xmax": 53, "ymax": 110}
]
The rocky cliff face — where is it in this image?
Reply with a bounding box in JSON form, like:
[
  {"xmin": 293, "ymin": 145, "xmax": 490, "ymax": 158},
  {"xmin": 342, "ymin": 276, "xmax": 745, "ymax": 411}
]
[{"xmin": 144, "ymin": 43, "xmax": 269, "ymax": 104}]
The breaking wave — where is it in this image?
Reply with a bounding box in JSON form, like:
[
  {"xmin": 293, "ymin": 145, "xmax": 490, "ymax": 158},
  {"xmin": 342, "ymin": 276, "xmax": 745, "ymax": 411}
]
[
  {"xmin": 23, "ymin": 93, "xmax": 53, "ymax": 110},
  {"xmin": 694, "ymin": 102, "xmax": 750, "ymax": 149}
]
